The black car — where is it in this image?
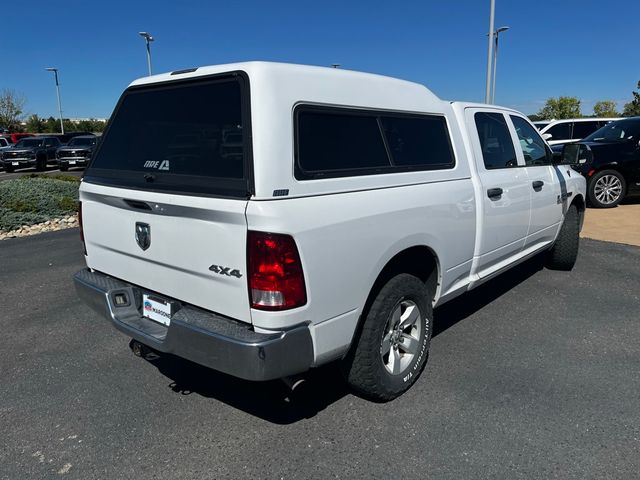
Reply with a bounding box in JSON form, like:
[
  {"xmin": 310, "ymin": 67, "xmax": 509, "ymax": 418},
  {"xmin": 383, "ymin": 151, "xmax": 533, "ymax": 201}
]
[
  {"xmin": 1, "ymin": 136, "xmax": 61, "ymax": 172},
  {"xmin": 56, "ymin": 135, "xmax": 98, "ymax": 171},
  {"xmin": 554, "ymin": 117, "xmax": 640, "ymax": 208}
]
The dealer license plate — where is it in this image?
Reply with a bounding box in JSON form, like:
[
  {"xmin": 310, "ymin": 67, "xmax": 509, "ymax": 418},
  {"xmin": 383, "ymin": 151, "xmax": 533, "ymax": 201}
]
[
  {"xmin": 12, "ymin": 162, "xmax": 19, "ymax": 165},
  {"xmin": 142, "ymin": 294, "xmax": 172, "ymax": 326},
  {"xmin": 69, "ymin": 160, "xmax": 76, "ymax": 165}
]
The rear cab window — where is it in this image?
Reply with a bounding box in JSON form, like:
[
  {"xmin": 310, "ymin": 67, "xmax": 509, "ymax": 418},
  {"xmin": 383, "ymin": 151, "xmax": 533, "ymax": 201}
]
[{"xmin": 85, "ymin": 73, "xmax": 252, "ymax": 198}]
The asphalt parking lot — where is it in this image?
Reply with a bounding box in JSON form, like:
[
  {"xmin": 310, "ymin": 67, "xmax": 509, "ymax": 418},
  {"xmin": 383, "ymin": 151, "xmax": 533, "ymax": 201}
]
[{"xmin": 1, "ymin": 230, "xmax": 639, "ymax": 479}]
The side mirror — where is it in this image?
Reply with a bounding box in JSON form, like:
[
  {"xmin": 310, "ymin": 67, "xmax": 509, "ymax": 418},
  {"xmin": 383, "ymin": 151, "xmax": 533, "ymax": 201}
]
[
  {"xmin": 542, "ymin": 133, "xmax": 552, "ymax": 141},
  {"xmin": 561, "ymin": 143, "xmax": 593, "ymax": 166}
]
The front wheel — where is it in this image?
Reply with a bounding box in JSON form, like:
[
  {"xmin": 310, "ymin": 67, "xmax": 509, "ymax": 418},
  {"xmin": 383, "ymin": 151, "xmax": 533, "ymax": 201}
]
[
  {"xmin": 5, "ymin": 165, "xmax": 14, "ymax": 173},
  {"xmin": 341, "ymin": 273, "xmax": 432, "ymax": 401},
  {"xmin": 59, "ymin": 164, "xmax": 68, "ymax": 172},
  {"xmin": 588, "ymin": 169, "xmax": 626, "ymax": 208},
  {"xmin": 35, "ymin": 156, "xmax": 46, "ymax": 171},
  {"xmin": 546, "ymin": 204, "xmax": 580, "ymax": 271}
]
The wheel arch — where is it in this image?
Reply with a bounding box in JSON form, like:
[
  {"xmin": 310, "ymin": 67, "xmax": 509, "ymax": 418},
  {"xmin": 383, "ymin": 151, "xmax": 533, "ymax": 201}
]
[
  {"xmin": 571, "ymin": 194, "xmax": 586, "ymax": 230},
  {"xmin": 344, "ymin": 244, "xmax": 441, "ymax": 357}
]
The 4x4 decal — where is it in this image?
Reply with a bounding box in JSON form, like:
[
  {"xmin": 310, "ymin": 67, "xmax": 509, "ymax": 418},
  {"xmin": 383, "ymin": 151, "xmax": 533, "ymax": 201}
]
[{"xmin": 209, "ymin": 265, "xmax": 243, "ymax": 278}]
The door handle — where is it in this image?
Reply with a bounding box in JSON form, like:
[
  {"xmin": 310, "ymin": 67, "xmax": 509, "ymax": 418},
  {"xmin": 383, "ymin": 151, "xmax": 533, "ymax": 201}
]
[
  {"xmin": 532, "ymin": 180, "xmax": 544, "ymax": 191},
  {"xmin": 487, "ymin": 188, "xmax": 503, "ymax": 199}
]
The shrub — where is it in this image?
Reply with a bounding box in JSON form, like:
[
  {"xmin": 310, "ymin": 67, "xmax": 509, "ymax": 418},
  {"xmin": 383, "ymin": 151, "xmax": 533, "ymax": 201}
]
[{"xmin": 0, "ymin": 177, "xmax": 79, "ymax": 231}]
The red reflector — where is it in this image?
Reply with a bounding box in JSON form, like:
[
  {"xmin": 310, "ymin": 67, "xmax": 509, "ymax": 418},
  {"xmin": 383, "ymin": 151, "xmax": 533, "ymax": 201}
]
[
  {"xmin": 587, "ymin": 169, "xmax": 596, "ymax": 177},
  {"xmin": 78, "ymin": 201, "xmax": 87, "ymax": 255},
  {"xmin": 248, "ymin": 231, "xmax": 306, "ymax": 311}
]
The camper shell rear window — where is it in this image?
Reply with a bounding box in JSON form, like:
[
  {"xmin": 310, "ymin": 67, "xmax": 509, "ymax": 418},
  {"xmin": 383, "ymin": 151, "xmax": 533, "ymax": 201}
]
[{"xmin": 85, "ymin": 72, "xmax": 253, "ymax": 198}]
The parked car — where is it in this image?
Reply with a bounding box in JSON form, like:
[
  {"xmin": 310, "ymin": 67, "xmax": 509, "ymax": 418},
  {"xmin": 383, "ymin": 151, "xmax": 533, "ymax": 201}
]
[
  {"xmin": 56, "ymin": 135, "xmax": 98, "ymax": 170},
  {"xmin": 534, "ymin": 118, "xmax": 621, "ymax": 146},
  {"xmin": 1, "ymin": 136, "xmax": 61, "ymax": 172},
  {"xmin": 73, "ymin": 62, "xmax": 586, "ymax": 401},
  {"xmin": 0, "ymin": 137, "xmax": 11, "ymax": 172},
  {"xmin": 553, "ymin": 117, "xmax": 640, "ymax": 208}
]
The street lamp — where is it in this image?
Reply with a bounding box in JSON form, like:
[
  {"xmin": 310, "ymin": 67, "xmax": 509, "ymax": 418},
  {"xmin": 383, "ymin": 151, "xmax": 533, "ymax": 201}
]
[
  {"xmin": 138, "ymin": 31, "xmax": 154, "ymax": 76},
  {"xmin": 484, "ymin": 0, "xmax": 496, "ymax": 103},
  {"xmin": 491, "ymin": 26, "xmax": 510, "ymax": 104},
  {"xmin": 45, "ymin": 67, "xmax": 64, "ymax": 134}
]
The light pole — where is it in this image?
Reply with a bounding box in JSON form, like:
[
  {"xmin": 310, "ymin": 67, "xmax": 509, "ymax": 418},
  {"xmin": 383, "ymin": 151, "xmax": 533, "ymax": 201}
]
[
  {"xmin": 138, "ymin": 32, "xmax": 154, "ymax": 75},
  {"xmin": 491, "ymin": 26, "xmax": 510, "ymax": 104},
  {"xmin": 45, "ymin": 67, "xmax": 64, "ymax": 134},
  {"xmin": 484, "ymin": 0, "xmax": 496, "ymax": 103}
]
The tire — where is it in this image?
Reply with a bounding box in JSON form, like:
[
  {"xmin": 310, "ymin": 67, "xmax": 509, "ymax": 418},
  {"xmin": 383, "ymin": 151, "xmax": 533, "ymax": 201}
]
[
  {"xmin": 35, "ymin": 156, "xmax": 46, "ymax": 171},
  {"xmin": 5, "ymin": 165, "xmax": 14, "ymax": 173},
  {"xmin": 546, "ymin": 204, "xmax": 580, "ymax": 271},
  {"xmin": 59, "ymin": 164, "xmax": 68, "ymax": 171},
  {"xmin": 587, "ymin": 169, "xmax": 626, "ymax": 208},
  {"xmin": 341, "ymin": 273, "xmax": 433, "ymax": 401}
]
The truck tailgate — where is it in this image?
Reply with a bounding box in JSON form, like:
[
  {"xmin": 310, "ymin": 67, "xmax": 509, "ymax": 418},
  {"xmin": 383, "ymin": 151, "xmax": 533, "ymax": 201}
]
[{"xmin": 80, "ymin": 182, "xmax": 251, "ymax": 323}]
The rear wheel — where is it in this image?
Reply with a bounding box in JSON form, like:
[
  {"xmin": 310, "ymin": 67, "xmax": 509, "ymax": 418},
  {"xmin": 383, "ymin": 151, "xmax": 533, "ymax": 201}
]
[
  {"xmin": 341, "ymin": 273, "xmax": 432, "ymax": 401},
  {"xmin": 588, "ymin": 169, "xmax": 626, "ymax": 208},
  {"xmin": 546, "ymin": 204, "xmax": 580, "ymax": 271}
]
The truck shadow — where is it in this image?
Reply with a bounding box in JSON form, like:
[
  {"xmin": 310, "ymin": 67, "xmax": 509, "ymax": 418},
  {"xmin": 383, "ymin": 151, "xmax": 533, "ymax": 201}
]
[{"xmin": 142, "ymin": 253, "xmax": 546, "ymax": 424}]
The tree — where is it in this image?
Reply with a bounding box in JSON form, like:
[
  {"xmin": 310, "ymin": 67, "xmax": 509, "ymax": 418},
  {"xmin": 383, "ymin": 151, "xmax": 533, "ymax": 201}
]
[
  {"xmin": 0, "ymin": 89, "xmax": 26, "ymax": 130},
  {"xmin": 527, "ymin": 113, "xmax": 544, "ymax": 122},
  {"xmin": 536, "ymin": 96, "xmax": 582, "ymax": 120},
  {"xmin": 593, "ymin": 100, "xmax": 619, "ymax": 118},
  {"xmin": 622, "ymin": 81, "xmax": 640, "ymax": 117},
  {"xmin": 25, "ymin": 114, "xmax": 45, "ymax": 133}
]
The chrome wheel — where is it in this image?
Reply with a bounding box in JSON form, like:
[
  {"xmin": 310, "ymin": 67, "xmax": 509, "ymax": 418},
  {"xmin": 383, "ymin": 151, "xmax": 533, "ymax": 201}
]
[
  {"xmin": 380, "ymin": 299, "xmax": 422, "ymax": 375},
  {"xmin": 594, "ymin": 174, "xmax": 623, "ymax": 205}
]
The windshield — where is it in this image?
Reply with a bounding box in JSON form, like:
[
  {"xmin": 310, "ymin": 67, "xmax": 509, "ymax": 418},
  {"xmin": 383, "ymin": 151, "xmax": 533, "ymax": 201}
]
[
  {"xmin": 87, "ymin": 74, "xmax": 251, "ymax": 197},
  {"xmin": 68, "ymin": 137, "xmax": 96, "ymax": 146},
  {"xmin": 534, "ymin": 122, "xmax": 550, "ymax": 131},
  {"xmin": 584, "ymin": 119, "xmax": 640, "ymax": 143},
  {"xmin": 15, "ymin": 138, "xmax": 44, "ymax": 148}
]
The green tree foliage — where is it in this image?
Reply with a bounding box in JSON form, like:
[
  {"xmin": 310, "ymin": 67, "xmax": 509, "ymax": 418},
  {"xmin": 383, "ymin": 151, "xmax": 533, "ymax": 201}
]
[
  {"xmin": 536, "ymin": 97, "xmax": 582, "ymax": 120},
  {"xmin": 622, "ymin": 81, "xmax": 640, "ymax": 117},
  {"xmin": 0, "ymin": 89, "xmax": 26, "ymax": 130},
  {"xmin": 593, "ymin": 101, "xmax": 619, "ymax": 118},
  {"xmin": 25, "ymin": 114, "xmax": 46, "ymax": 133},
  {"xmin": 25, "ymin": 115, "xmax": 107, "ymax": 134},
  {"xmin": 527, "ymin": 114, "xmax": 544, "ymax": 122}
]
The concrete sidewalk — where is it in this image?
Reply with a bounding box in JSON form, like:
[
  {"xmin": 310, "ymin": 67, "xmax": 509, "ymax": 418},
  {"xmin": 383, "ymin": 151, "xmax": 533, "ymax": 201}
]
[{"xmin": 581, "ymin": 201, "xmax": 640, "ymax": 247}]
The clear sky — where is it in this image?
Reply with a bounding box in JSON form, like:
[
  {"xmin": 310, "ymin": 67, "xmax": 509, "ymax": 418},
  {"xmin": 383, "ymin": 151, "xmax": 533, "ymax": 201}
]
[{"xmin": 3, "ymin": 0, "xmax": 638, "ymax": 119}]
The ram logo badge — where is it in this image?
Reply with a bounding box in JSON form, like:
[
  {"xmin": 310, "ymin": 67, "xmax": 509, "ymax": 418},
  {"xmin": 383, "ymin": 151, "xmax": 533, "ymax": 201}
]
[
  {"xmin": 135, "ymin": 222, "xmax": 151, "ymax": 251},
  {"xmin": 209, "ymin": 265, "xmax": 243, "ymax": 278}
]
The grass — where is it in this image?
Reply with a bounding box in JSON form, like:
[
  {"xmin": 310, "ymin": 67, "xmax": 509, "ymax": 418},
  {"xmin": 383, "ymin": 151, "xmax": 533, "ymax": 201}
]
[{"xmin": 0, "ymin": 175, "xmax": 80, "ymax": 231}]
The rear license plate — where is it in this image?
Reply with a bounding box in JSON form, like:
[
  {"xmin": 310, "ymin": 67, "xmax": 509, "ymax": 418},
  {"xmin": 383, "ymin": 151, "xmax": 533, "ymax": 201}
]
[
  {"xmin": 69, "ymin": 160, "xmax": 76, "ymax": 165},
  {"xmin": 142, "ymin": 294, "xmax": 172, "ymax": 326},
  {"xmin": 12, "ymin": 162, "xmax": 18, "ymax": 165}
]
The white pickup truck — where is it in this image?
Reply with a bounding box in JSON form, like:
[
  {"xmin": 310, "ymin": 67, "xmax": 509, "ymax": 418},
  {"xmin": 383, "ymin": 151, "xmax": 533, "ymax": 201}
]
[{"xmin": 74, "ymin": 62, "xmax": 586, "ymax": 401}]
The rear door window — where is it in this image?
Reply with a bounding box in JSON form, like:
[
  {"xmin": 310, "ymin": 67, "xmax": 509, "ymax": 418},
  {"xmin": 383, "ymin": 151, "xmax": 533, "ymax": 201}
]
[
  {"xmin": 86, "ymin": 74, "xmax": 252, "ymax": 197},
  {"xmin": 473, "ymin": 112, "xmax": 518, "ymax": 169}
]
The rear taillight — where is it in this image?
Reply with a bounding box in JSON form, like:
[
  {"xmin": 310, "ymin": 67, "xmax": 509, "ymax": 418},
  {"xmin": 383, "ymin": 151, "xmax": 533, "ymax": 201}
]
[
  {"xmin": 247, "ymin": 231, "xmax": 306, "ymax": 311},
  {"xmin": 78, "ymin": 201, "xmax": 87, "ymax": 255}
]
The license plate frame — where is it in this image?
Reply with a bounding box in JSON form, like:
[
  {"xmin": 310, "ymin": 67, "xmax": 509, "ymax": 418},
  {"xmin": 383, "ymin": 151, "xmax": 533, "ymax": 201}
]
[{"xmin": 142, "ymin": 294, "xmax": 173, "ymax": 326}]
